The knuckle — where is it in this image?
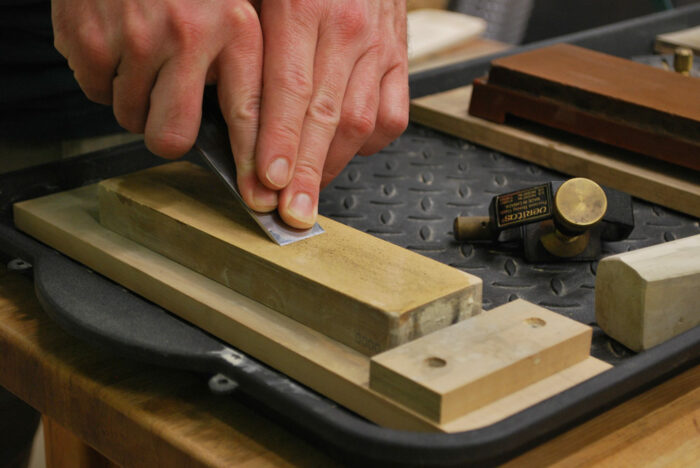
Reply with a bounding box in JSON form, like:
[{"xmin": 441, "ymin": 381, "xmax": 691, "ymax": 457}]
[
  {"xmin": 165, "ymin": 7, "xmax": 207, "ymax": 52},
  {"xmin": 222, "ymin": 1, "xmax": 258, "ymax": 31},
  {"xmin": 293, "ymin": 160, "xmax": 324, "ymax": 187},
  {"xmin": 380, "ymin": 110, "xmax": 409, "ymax": 137},
  {"xmin": 333, "ymin": 5, "xmax": 368, "ymax": 40},
  {"xmin": 278, "ymin": 67, "xmax": 313, "ymax": 103},
  {"xmin": 265, "ymin": 119, "xmax": 302, "ymax": 153},
  {"xmin": 341, "ymin": 108, "xmax": 375, "ymax": 139},
  {"xmin": 306, "ymin": 92, "xmax": 340, "ymax": 128},
  {"xmin": 81, "ymin": 86, "xmax": 112, "ymax": 105},
  {"xmin": 75, "ymin": 25, "xmax": 113, "ymax": 69},
  {"xmin": 122, "ymin": 24, "xmax": 154, "ymax": 61},
  {"xmin": 53, "ymin": 34, "xmax": 68, "ymax": 57},
  {"xmin": 114, "ymin": 106, "xmax": 146, "ymax": 134},
  {"xmin": 228, "ymin": 94, "xmax": 260, "ymax": 125},
  {"xmin": 145, "ymin": 128, "xmax": 193, "ymax": 159}
]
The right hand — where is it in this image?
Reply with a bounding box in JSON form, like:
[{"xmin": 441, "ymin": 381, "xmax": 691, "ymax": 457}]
[{"xmin": 51, "ymin": 0, "xmax": 279, "ymax": 212}]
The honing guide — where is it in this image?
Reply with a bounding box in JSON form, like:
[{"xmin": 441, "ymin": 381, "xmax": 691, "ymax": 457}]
[{"xmin": 97, "ymin": 162, "xmax": 482, "ymax": 355}]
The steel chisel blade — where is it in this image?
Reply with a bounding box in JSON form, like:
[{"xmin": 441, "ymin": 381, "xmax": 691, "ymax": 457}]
[{"xmin": 194, "ymin": 93, "xmax": 324, "ymax": 246}]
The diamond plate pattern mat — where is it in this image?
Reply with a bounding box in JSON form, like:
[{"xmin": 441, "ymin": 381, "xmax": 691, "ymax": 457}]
[{"xmin": 320, "ymin": 123, "xmax": 700, "ymax": 365}]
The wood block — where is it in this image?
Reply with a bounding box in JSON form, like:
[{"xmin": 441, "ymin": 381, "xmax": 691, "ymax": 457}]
[
  {"xmin": 410, "ymin": 86, "xmax": 700, "ymax": 218},
  {"xmin": 14, "ymin": 184, "xmax": 612, "ymax": 432},
  {"xmin": 370, "ymin": 299, "xmax": 592, "ymax": 423},
  {"xmin": 96, "ymin": 162, "xmax": 481, "ymax": 356},
  {"xmin": 468, "ymin": 44, "xmax": 700, "ymax": 171},
  {"xmin": 407, "ymin": 9, "xmax": 485, "ymax": 63},
  {"xmin": 596, "ymin": 235, "xmax": 700, "ymax": 352},
  {"xmin": 655, "ymin": 25, "xmax": 700, "ymax": 55}
]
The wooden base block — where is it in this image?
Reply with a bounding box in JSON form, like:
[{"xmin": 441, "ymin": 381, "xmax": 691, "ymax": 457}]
[
  {"xmin": 14, "ymin": 185, "xmax": 611, "ymax": 432},
  {"xmin": 410, "ymin": 86, "xmax": 700, "ymax": 218},
  {"xmin": 370, "ymin": 299, "xmax": 592, "ymax": 423},
  {"xmin": 97, "ymin": 162, "xmax": 481, "ymax": 355},
  {"xmin": 596, "ymin": 235, "xmax": 700, "ymax": 352}
]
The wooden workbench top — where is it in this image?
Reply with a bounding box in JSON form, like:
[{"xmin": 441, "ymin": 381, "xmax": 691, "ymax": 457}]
[{"xmin": 0, "ymin": 263, "xmax": 698, "ymax": 466}]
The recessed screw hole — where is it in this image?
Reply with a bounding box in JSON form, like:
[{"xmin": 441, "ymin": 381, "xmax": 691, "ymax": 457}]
[
  {"xmin": 526, "ymin": 317, "xmax": 546, "ymax": 328},
  {"xmin": 425, "ymin": 357, "xmax": 447, "ymax": 368}
]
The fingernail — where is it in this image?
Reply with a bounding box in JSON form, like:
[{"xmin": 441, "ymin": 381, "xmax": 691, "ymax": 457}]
[
  {"xmin": 287, "ymin": 192, "xmax": 316, "ymax": 226},
  {"xmin": 266, "ymin": 158, "xmax": 290, "ymax": 188},
  {"xmin": 252, "ymin": 184, "xmax": 278, "ymax": 211}
]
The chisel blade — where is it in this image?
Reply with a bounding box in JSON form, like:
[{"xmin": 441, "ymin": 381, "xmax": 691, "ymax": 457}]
[{"xmin": 194, "ymin": 95, "xmax": 324, "ymax": 246}]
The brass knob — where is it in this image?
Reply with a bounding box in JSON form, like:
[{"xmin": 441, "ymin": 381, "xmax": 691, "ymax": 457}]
[
  {"xmin": 673, "ymin": 47, "xmax": 693, "ymax": 76},
  {"xmin": 553, "ymin": 178, "xmax": 607, "ymax": 235}
]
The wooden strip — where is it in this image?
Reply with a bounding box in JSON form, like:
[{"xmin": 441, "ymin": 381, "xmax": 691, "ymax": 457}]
[
  {"xmin": 370, "ymin": 300, "xmax": 592, "ymax": 423},
  {"xmin": 471, "ymin": 44, "xmax": 700, "ymax": 171},
  {"xmin": 469, "ymin": 77, "xmax": 700, "ymax": 171},
  {"xmin": 502, "ymin": 366, "xmax": 700, "ymax": 467},
  {"xmin": 0, "ymin": 266, "xmax": 338, "ymax": 467},
  {"xmin": 43, "ymin": 416, "xmax": 117, "ymax": 468},
  {"xmin": 97, "ymin": 162, "xmax": 481, "ymax": 356},
  {"xmin": 486, "ymin": 44, "xmax": 700, "ymax": 127},
  {"xmin": 596, "ymin": 234, "xmax": 700, "ymax": 352},
  {"xmin": 410, "ymin": 85, "xmax": 700, "ymax": 218},
  {"xmin": 13, "ymin": 186, "xmax": 612, "ymax": 432}
]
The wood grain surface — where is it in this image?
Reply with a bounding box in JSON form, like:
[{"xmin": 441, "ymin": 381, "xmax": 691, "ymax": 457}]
[
  {"xmin": 370, "ymin": 300, "xmax": 601, "ymax": 423},
  {"xmin": 98, "ymin": 162, "xmax": 482, "ymax": 356},
  {"xmin": 14, "ymin": 185, "xmax": 607, "ymax": 433},
  {"xmin": 487, "ymin": 44, "xmax": 700, "ymax": 125},
  {"xmin": 596, "ymin": 234, "xmax": 700, "ymax": 352},
  {"xmin": 655, "ymin": 25, "xmax": 700, "ymax": 55},
  {"xmin": 0, "ymin": 265, "xmax": 338, "ymax": 468},
  {"xmin": 43, "ymin": 416, "xmax": 118, "ymax": 468},
  {"xmin": 410, "ymin": 85, "xmax": 700, "ymax": 218},
  {"xmin": 468, "ymin": 44, "xmax": 700, "ymax": 171},
  {"xmin": 1, "ymin": 263, "xmax": 698, "ymax": 466}
]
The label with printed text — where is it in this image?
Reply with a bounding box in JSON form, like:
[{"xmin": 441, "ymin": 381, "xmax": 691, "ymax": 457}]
[{"xmin": 494, "ymin": 183, "xmax": 553, "ymax": 228}]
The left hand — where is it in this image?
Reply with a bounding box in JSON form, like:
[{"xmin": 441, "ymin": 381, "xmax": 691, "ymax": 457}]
[{"xmin": 253, "ymin": 0, "xmax": 409, "ymax": 228}]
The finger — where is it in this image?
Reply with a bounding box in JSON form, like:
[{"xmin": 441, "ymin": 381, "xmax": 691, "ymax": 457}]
[
  {"xmin": 52, "ymin": 3, "xmax": 117, "ymax": 105},
  {"xmin": 319, "ymin": 51, "xmax": 381, "ymax": 189},
  {"xmin": 358, "ymin": 63, "xmax": 409, "ymax": 156},
  {"xmin": 111, "ymin": 6, "xmax": 162, "ymax": 134},
  {"xmin": 67, "ymin": 27, "xmax": 120, "ymax": 105},
  {"xmin": 144, "ymin": 55, "xmax": 209, "ymax": 159},
  {"xmin": 112, "ymin": 43, "xmax": 161, "ymax": 134},
  {"xmin": 216, "ymin": 2, "xmax": 277, "ymax": 212},
  {"xmin": 277, "ymin": 34, "xmax": 360, "ymax": 228},
  {"xmin": 256, "ymin": 4, "xmax": 318, "ymax": 190}
]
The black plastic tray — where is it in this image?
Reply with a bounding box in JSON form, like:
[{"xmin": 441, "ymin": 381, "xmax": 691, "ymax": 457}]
[{"xmin": 2, "ymin": 6, "xmax": 700, "ymax": 466}]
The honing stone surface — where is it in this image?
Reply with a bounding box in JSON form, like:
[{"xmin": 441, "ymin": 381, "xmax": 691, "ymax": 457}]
[{"xmin": 98, "ymin": 162, "xmax": 481, "ymax": 356}]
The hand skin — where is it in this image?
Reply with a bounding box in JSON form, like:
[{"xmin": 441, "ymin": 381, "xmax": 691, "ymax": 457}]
[{"xmin": 51, "ymin": 0, "xmax": 408, "ymax": 229}]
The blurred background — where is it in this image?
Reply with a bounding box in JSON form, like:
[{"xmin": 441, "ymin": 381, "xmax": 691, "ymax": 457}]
[{"xmin": 408, "ymin": 0, "xmax": 700, "ymax": 44}]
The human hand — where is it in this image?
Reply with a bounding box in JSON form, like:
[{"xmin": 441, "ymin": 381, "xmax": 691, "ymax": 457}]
[
  {"xmin": 254, "ymin": 0, "xmax": 409, "ymax": 228},
  {"xmin": 51, "ymin": 0, "xmax": 279, "ymax": 213}
]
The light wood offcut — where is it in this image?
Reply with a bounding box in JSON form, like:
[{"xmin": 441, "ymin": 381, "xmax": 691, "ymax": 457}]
[{"xmin": 370, "ymin": 299, "xmax": 593, "ymax": 423}]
